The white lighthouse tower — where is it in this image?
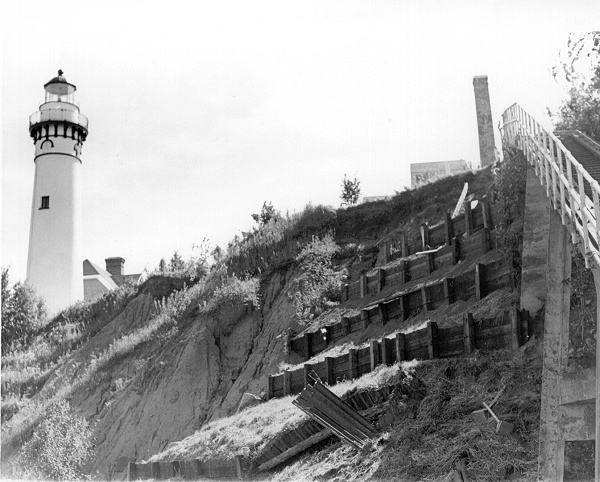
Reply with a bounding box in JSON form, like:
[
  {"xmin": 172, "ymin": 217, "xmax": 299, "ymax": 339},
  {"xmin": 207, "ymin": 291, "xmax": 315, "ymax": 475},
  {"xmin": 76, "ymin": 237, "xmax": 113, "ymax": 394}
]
[{"xmin": 26, "ymin": 71, "xmax": 88, "ymax": 315}]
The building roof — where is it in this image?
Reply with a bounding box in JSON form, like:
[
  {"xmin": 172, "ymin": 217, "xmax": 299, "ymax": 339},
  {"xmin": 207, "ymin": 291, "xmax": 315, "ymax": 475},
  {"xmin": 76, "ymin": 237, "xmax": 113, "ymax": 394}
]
[{"xmin": 83, "ymin": 259, "xmax": 119, "ymax": 289}]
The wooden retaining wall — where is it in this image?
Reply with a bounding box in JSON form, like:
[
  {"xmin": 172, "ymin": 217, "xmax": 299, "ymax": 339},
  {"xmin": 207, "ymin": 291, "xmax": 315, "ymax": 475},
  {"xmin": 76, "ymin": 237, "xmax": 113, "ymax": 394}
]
[
  {"xmin": 127, "ymin": 456, "xmax": 243, "ymax": 481},
  {"xmin": 341, "ymin": 205, "xmax": 494, "ymax": 302},
  {"xmin": 292, "ymin": 255, "xmax": 514, "ymax": 361},
  {"xmin": 269, "ymin": 307, "xmax": 529, "ymax": 399}
]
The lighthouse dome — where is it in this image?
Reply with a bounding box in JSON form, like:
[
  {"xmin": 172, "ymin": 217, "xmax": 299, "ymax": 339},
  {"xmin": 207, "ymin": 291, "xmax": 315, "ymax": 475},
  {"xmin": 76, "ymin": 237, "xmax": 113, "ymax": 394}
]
[{"xmin": 44, "ymin": 69, "xmax": 76, "ymax": 96}]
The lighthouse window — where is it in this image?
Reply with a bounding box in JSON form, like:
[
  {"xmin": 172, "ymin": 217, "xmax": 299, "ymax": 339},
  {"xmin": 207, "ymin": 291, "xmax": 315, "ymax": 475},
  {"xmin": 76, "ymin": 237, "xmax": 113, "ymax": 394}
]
[{"xmin": 40, "ymin": 196, "xmax": 49, "ymax": 210}]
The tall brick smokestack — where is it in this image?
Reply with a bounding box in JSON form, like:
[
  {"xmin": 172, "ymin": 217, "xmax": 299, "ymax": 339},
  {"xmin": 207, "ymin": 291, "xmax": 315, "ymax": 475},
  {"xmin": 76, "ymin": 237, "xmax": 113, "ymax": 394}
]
[{"xmin": 473, "ymin": 75, "xmax": 496, "ymax": 167}]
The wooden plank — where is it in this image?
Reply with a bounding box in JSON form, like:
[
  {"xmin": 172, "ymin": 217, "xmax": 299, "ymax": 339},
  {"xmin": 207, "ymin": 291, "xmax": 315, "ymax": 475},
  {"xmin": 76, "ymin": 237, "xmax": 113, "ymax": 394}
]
[
  {"xmin": 401, "ymin": 235, "xmax": 409, "ymax": 257},
  {"xmin": 310, "ymin": 383, "xmax": 378, "ymax": 435},
  {"xmin": 427, "ymin": 321, "xmax": 439, "ymax": 359},
  {"xmin": 378, "ymin": 302, "xmax": 387, "ymax": 325},
  {"xmin": 257, "ymin": 429, "xmax": 332, "ymax": 472},
  {"xmin": 452, "ymin": 236, "xmax": 461, "ymax": 264},
  {"xmin": 370, "ymin": 340, "xmax": 380, "ymax": 371}
]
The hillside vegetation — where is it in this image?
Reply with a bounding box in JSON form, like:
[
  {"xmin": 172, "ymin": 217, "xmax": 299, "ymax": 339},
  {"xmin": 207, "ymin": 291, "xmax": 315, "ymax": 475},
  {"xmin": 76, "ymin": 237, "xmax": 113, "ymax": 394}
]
[{"xmin": 1, "ymin": 160, "xmax": 538, "ymax": 481}]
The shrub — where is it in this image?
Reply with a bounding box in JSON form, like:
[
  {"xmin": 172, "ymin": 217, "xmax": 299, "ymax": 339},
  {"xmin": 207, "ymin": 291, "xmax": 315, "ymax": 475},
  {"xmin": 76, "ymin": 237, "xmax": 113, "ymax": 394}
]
[
  {"xmin": 340, "ymin": 174, "xmax": 361, "ymax": 206},
  {"xmin": 288, "ymin": 234, "xmax": 347, "ymax": 324},
  {"xmin": 15, "ymin": 399, "xmax": 94, "ymax": 480},
  {"xmin": 1, "ymin": 267, "xmax": 47, "ymax": 350}
]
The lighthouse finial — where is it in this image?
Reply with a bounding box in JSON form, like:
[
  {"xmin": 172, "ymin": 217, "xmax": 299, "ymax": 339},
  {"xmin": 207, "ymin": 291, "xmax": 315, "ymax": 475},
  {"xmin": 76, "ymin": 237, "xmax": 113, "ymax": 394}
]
[{"xmin": 58, "ymin": 69, "xmax": 63, "ymax": 76}]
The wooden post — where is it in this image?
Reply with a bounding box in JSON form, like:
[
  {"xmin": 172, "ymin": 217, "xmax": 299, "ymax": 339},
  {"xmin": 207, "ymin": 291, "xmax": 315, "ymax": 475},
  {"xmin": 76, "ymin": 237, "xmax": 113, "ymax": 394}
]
[
  {"xmin": 401, "ymin": 235, "xmax": 409, "ymax": 258},
  {"xmin": 443, "ymin": 277, "xmax": 455, "ymax": 305},
  {"xmin": 283, "ymin": 371, "xmax": 292, "ymax": 395},
  {"xmin": 303, "ymin": 364, "xmax": 313, "ymax": 387},
  {"xmin": 341, "ymin": 316, "xmax": 351, "ymax": 336},
  {"xmin": 360, "ymin": 274, "xmax": 368, "ymax": 298},
  {"xmin": 427, "ymin": 321, "xmax": 439, "ymax": 359},
  {"xmin": 151, "ymin": 462, "xmax": 161, "ymax": 480},
  {"xmin": 267, "ymin": 376, "xmax": 274, "ymax": 400},
  {"xmin": 235, "ymin": 456, "xmax": 243, "ymax": 479},
  {"xmin": 325, "ymin": 357, "xmax": 335, "ymax": 385},
  {"xmin": 452, "ymin": 236, "xmax": 460, "ymax": 264},
  {"xmin": 463, "ymin": 313, "xmax": 475, "ymax": 354},
  {"xmin": 464, "ymin": 199, "xmax": 473, "ymax": 236},
  {"xmin": 361, "ymin": 309, "xmax": 369, "ymax": 330},
  {"xmin": 381, "ymin": 337, "xmax": 394, "ymax": 366},
  {"xmin": 172, "ymin": 461, "xmax": 181, "ymax": 478},
  {"xmin": 370, "ymin": 340, "xmax": 381, "ymax": 371},
  {"xmin": 427, "ymin": 252, "xmax": 435, "ymax": 273},
  {"xmin": 377, "ymin": 268, "xmax": 385, "ymax": 292},
  {"xmin": 444, "ymin": 211, "xmax": 453, "ymax": 245},
  {"xmin": 127, "ymin": 462, "xmax": 137, "ymax": 482},
  {"xmin": 383, "ymin": 241, "xmax": 391, "ymax": 264},
  {"xmin": 421, "ymin": 286, "xmax": 429, "ymax": 312},
  {"xmin": 395, "ymin": 332, "xmax": 407, "ymax": 362},
  {"xmin": 348, "ymin": 349, "xmax": 358, "ymax": 380},
  {"xmin": 341, "ymin": 284, "xmax": 348, "ymax": 302},
  {"xmin": 304, "ymin": 333, "xmax": 312, "ymax": 360},
  {"xmin": 510, "ymin": 305, "xmax": 521, "ymax": 349},
  {"xmin": 475, "ymin": 263, "xmax": 485, "ymax": 300},
  {"xmin": 421, "ymin": 223, "xmax": 430, "ymax": 250},
  {"xmin": 400, "ymin": 260, "xmax": 409, "ymax": 284},
  {"xmin": 481, "ymin": 199, "xmax": 492, "ymax": 229},
  {"xmin": 378, "ymin": 303, "xmax": 387, "ymax": 325}
]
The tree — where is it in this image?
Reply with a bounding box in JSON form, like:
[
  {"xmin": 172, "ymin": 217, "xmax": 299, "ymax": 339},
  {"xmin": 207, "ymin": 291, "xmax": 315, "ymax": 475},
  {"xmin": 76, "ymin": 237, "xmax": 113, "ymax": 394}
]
[
  {"xmin": 1, "ymin": 266, "xmax": 47, "ymax": 349},
  {"xmin": 551, "ymin": 32, "xmax": 600, "ymax": 141},
  {"xmin": 340, "ymin": 174, "xmax": 361, "ymax": 206},
  {"xmin": 16, "ymin": 399, "xmax": 94, "ymax": 480},
  {"xmin": 251, "ymin": 201, "xmax": 280, "ymax": 226},
  {"xmin": 169, "ymin": 251, "xmax": 185, "ymax": 272}
]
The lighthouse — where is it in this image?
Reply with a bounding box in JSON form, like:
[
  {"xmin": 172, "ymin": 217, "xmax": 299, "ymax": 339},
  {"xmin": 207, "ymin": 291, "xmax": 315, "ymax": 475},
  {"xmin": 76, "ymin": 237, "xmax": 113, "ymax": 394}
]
[{"xmin": 26, "ymin": 71, "xmax": 88, "ymax": 314}]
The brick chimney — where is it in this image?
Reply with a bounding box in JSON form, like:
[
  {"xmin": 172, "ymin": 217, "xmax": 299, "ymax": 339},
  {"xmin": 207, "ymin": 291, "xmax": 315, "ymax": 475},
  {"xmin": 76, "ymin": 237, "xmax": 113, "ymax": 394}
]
[{"xmin": 105, "ymin": 257, "xmax": 125, "ymax": 277}]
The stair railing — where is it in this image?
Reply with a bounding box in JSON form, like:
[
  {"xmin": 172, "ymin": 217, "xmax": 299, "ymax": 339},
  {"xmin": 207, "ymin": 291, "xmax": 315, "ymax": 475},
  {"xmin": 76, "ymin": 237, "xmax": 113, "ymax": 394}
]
[{"xmin": 501, "ymin": 103, "xmax": 600, "ymax": 268}]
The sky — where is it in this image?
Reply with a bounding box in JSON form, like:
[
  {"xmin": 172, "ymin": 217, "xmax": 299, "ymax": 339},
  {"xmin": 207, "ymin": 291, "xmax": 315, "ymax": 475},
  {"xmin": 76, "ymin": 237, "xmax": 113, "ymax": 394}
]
[{"xmin": 2, "ymin": 0, "xmax": 598, "ymax": 281}]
